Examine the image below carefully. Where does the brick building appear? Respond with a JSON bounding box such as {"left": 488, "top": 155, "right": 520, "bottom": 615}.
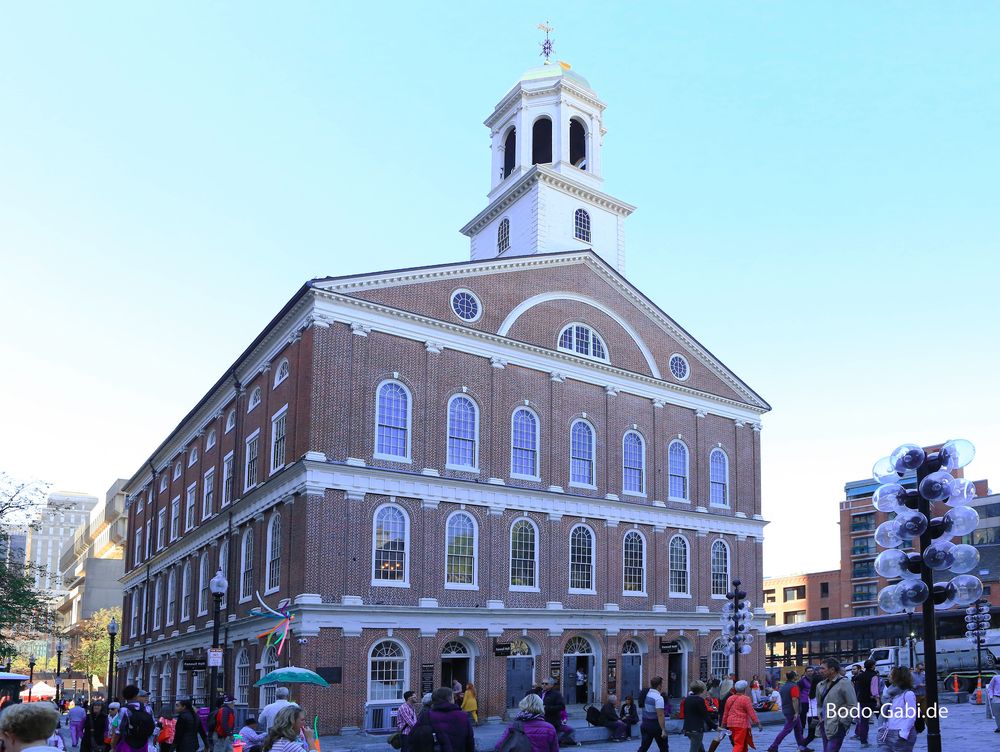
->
{"left": 116, "top": 59, "right": 770, "bottom": 732}
{"left": 763, "top": 571, "right": 844, "bottom": 627}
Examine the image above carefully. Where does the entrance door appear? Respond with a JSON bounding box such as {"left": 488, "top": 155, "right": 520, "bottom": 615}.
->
{"left": 507, "top": 657, "right": 534, "bottom": 708}
{"left": 564, "top": 655, "right": 595, "bottom": 704}
{"left": 620, "top": 654, "right": 641, "bottom": 702}
{"left": 441, "top": 640, "right": 472, "bottom": 695}
{"left": 667, "top": 654, "right": 683, "bottom": 699}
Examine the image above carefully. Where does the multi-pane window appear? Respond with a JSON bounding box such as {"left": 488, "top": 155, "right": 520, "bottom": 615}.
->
{"left": 166, "top": 570, "right": 176, "bottom": 626}
{"left": 185, "top": 485, "right": 196, "bottom": 531}
{"left": 188, "top": 447, "right": 199, "bottom": 467}
{"left": 170, "top": 498, "right": 180, "bottom": 540}
{"left": 574, "top": 208, "right": 591, "bottom": 242}
{"left": 198, "top": 553, "right": 209, "bottom": 615}
{"left": 153, "top": 578, "right": 163, "bottom": 629}
{"left": 173, "top": 463, "right": 182, "bottom": 480}
{"left": 240, "top": 529, "right": 254, "bottom": 600}
{"left": 235, "top": 650, "right": 250, "bottom": 705}
{"left": 181, "top": 561, "right": 192, "bottom": 621}
{"left": 274, "top": 359, "right": 289, "bottom": 388}
{"left": 669, "top": 536, "right": 690, "bottom": 595}
{"left": 497, "top": 218, "right": 510, "bottom": 254}
{"left": 711, "top": 639, "right": 730, "bottom": 679}
{"left": 711, "top": 540, "right": 729, "bottom": 596}
{"left": 130, "top": 590, "right": 139, "bottom": 637}
{"left": 852, "top": 536, "right": 876, "bottom": 556}
{"left": 266, "top": 514, "right": 281, "bottom": 592}
{"left": 134, "top": 530, "right": 143, "bottom": 566}
{"left": 445, "top": 512, "right": 476, "bottom": 586}
{"left": 784, "top": 585, "right": 806, "bottom": 601}
{"left": 510, "top": 519, "right": 537, "bottom": 588}
{"left": 271, "top": 409, "right": 287, "bottom": 472}
{"left": 668, "top": 441, "right": 689, "bottom": 499}
{"left": 225, "top": 410, "right": 236, "bottom": 433}
{"left": 222, "top": 453, "right": 234, "bottom": 506}
{"left": 450, "top": 291, "right": 480, "bottom": 322}
{"left": 376, "top": 381, "right": 410, "bottom": 459}
{"left": 248, "top": 387, "right": 262, "bottom": 412}
{"left": 569, "top": 525, "right": 595, "bottom": 591}
{"left": 709, "top": 449, "right": 729, "bottom": 506}
{"left": 140, "top": 584, "right": 148, "bottom": 633}
{"left": 218, "top": 539, "right": 229, "bottom": 608}
{"left": 245, "top": 432, "right": 259, "bottom": 490}
{"left": 145, "top": 520, "right": 152, "bottom": 559}
{"left": 373, "top": 506, "right": 407, "bottom": 583}
{"left": 511, "top": 408, "right": 539, "bottom": 478}
{"left": 558, "top": 324, "right": 607, "bottom": 361}
{"left": 851, "top": 513, "right": 876, "bottom": 533}
{"left": 368, "top": 641, "right": 406, "bottom": 702}
{"left": 259, "top": 646, "right": 279, "bottom": 707}
{"left": 446, "top": 396, "right": 478, "bottom": 468}
{"left": 206, "top": 430, "right": 216, "bottom": 451}
{"left": 160, "top": 475, "right": 167, "bottom": 492}
{"left": 202, "top": 469, "right": 215, "bottom": 519}
{"left": 622, "top": 531, "right": 645, "bottom": 593}
{"left": 622, "top": 431, "right": 644, "bottom": 494}
{"left": 161, "top": 660, "right": 173, "bottom": 708}
{"left": 570, "top": 420, "right": 595, "bottom": 485}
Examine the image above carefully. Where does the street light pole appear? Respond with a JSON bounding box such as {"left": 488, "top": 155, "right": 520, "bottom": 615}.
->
{"left": 966, "top": 599, "right": 991, "bottom": 703}
{"left": 28, "top": 654, "right": 36, "bottom": 701}
{"left": 107, "top": 618, "right": 119, "bottom": 701}
{"left": 720, "top": 578, "right": 752, "bottom": 681}
{"left": 55, "top": 638, "right": 64, "bottom": 706}
{"left": 209, "top": 569, "right": 229, "bottom": 706}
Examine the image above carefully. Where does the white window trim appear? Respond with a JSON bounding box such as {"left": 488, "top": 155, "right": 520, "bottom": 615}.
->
{"left": 509, "top": 407, "right": 541, "bottom": 481}
{"left": 180, "top": 562, "right": 191, "bottom": 622}
{"left": 557, "top": 322, "right": 610, "bottom": 363}
{"left": 225, "top": 410, "right": 236, "bottom": 433}
{"left": 244, "top": 429, "right": 261, "bottom": 492}
{"left": 159, "top": 475, "right": 167, "bottom": 492}
{"left": 710, "top": 538, "right": 731, "bottom": 600}
{"left": 450, "top": 288, "right": 483, "bottom": 323}
{"left": 152, "top": 578, "right": 162, "bottom": 629}
{"left": 188, "top": 447, "right": 199, "bottom": 467}
{"left": 184, "top": 483, "right": 197, "bottom": 532}
{"left": 709, "top": 448, "right": 731, "bottom": 508}
{"left": 366, "top": 639, "right": 411, "bottom": 703}
{"left": 667, "top": 439, "right": 690, "bottom": 502}
{"left": 221, "top": 451, "right": 235, "bottom": 507}
{"left": 621, "top": 430, "right": 647, "bottom": 498}
{"left": 668, "top": 353, "right": 691, "bottom": 382}
{"left": 202, "top": 467, "right": 215, "bottom": 519}
{"left": 165, "top": 570, "right": 176, "bottom": 627}
{"left": 370, "top": 503, "right": 411, "bottom": 588}
{"left": 170, "top": 496, "right": 181, "bottom": 542}
{"left": 157, "top": 509, "right": 166, "bottom": 550}
{"left": 668, "top": 534, "right": 692, "bottom": 598}
{"left": 239, "top": 529, "right": 254, "bottom": 604}
{"left": 443, "top": 510, "right": 479, "bottom": 590}
{"left": 197, "top": 553, "right": 209, "bottom": 616}
{"left": 621, "top": 529, "right": 647, "bottom": 597}
{"left": 247, "top": 386, "right": 262, "bottom": 413}
{"left": 508, "top": 517, "right": 540, "bottom": 593}
{"left": 269, "top": 404, "right": 289, "bottom": 475}
{"left": 173, "top": 462, "right": 182, "bottom": 480}
{"left": 273, "top": 358, "right": 290, "bottom": 389}
{"left": 568, "top": 418, "right": 597, "bottom": 490}
{"left": 264, "top": 512, "right": 281, "bottom": 596}
{"left": 206, "top": 430, "right": 217, "bottom": 451}
{"left": 445, "top": 394, "right": 480, "bottom": 472}
{"left": 373, "top": 379, "right": 413, "bottom": 463}
{"left": 568, "top": 523, "right": 597, "bottom": 595}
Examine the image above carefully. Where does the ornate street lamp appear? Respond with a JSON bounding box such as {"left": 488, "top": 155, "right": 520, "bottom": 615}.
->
{"left": 209, "top": 569, "right": 228, "bottom": 704}
{"left": 107, "top": 617, "right": 119, "bottom": 700}
{"left": 871, "top": 439, "right": 983, "bottom": 752}
{"left": 27, "top": 654, "right": 36, "bottom": 701}
{"left": 719, "top": 578, "right": 754, "bottom": 680}
{"left": 55, "top": 638, "right": 64, "bottom": 706}
{"left": 965, "top": 600, "right": 991, "bottom": 703}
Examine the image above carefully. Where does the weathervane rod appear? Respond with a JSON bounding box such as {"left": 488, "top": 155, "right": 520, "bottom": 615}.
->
{"left": 537, "top": 21, "right": 554, "bottom": 62}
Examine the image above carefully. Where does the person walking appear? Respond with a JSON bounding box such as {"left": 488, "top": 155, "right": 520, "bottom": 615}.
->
{"left": 815, "top": 659, "right": 857, "bottom": 752}
{"left": 427, "top": 687, "right": 474, "bottom": 752}
{"left": 209, "top": 697, "right": 237, "bottom": 752}
{"left": 766, "top": 671, "right": 806, "bottom": 752}
{"left": 494, "top": 694, "right": 558, "bottom": 752}
{"left": 539, "top": 679, "right": 565, "bottom": 736}
{"left": 636, "top": 676, "right": 668, "bottom": 752}
{"left": 460, "top": 684, "right": 478, "bottom": 725}
{"left": 396, "top": 691, "right": 420, "bottom": 752}
{"left": 257, "top": 689, "right": 293, "bottom": 734}
{"left": 618, "top": 696, "right": 639, "bottom": 740}
{"left": 111, "top": 686, "right": 155, "bottom": 752}
{"left": 908, "top": 664, "right": 925, "bottom": 734}
{"left": 172, "top": 701, "right": 208, "bottom": 752}
{"left": 875, "top": 668, "right": 917, "bottom": 752}
{"left": 721, "top": 681, "right": 762, "bottom": 752}
{"left": 597, "top": 695, "right": 626, "bottom": 742}
{"left": 80, "top": 701, "right": 108, "bottom": 752}
{"left": 155, "top": 712, "right": 176, "bottom": 752}
{"left": 987, "top": 672, "right": 1000, "bottom": 733}
{"left": 261, "top": 707, "right": 314, "bottom": 752}
{"left": 68, "top": 703, "right": 87, "bottom": 748}
{"left": 681, "top": 681, "right": 716, "bottom": 752}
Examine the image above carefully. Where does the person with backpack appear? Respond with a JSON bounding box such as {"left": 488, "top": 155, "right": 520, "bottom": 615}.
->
{"left": 636, "top": 676, "right": 668, "bottom": 752}
{"left": 210, "top": 697, "right": 237, "bottom": 752}
{"left": 815, "top": 659, "right": 857, "bottom": 752}
{"left": 494, "top": 693, "right": 557, "bottom": 752}
{"left": 111, "top": 686, "right": 155, "bottom": 752}
{"left": 172, "top": 701, "right": 208, "bottom": 752}
{"left": 427, "top": 687, "right": 474, "bottom": 752}
{"left": 875, "top": 667, "right": 917, "bottom": 752}
{"left": 765, "top": 671, "right": 805, "bottom": 752}
{"left": 80, "top": 700, "right": 108, "bottom": 752}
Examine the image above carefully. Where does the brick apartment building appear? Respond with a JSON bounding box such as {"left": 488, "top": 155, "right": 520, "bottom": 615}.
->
{"left": 763, "top": 570, "right": 843, "bottom": 627}
{"left": 116, "top": 59, "right": 771, "bottom": 732}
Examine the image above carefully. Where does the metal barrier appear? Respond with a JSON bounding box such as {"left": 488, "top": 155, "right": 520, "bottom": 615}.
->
{"left": 363, "top": 703, "right": 398, "bottom": 732}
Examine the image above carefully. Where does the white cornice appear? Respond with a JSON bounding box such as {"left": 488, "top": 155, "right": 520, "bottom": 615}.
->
{"left": 485, "top": 78, "right": 606, "bottom": 129}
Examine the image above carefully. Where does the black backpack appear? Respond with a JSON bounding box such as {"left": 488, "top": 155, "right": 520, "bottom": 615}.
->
{"left": 408, "top": 710, "right": 435, "bottom": 752}
{"left": 123, "top": 705, "right": 156, "bottom": 747}
{"left": 585, "top": 706, "right": 603, "bottom": 727}
{"left": 497, "top": 721, "right": 533, "bottom": 752}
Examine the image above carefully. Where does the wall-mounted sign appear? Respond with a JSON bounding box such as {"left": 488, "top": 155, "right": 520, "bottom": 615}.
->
{"left": 659, "top": 640, "right": 681, "bottom": 654}
{"left": 494, "top": 642, "right": 513, "bottom": 657}
{"left": 207, "top": 648, "right": 223, "bottom": 668}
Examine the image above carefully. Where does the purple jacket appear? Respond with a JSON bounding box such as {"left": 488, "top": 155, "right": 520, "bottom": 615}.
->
{"left": 495, "top": 714, "right": 558, "bottom": 752}
{"left": 428, "top": 703, "right": 474, "bottom": 752}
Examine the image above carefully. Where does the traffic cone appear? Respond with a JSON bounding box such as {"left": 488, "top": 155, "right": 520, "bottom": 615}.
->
{"left": 953, "top": 675, "right": 959, "bottom": 693}
{"left": 976, "top": 677, "right": 983, "bottom": 705}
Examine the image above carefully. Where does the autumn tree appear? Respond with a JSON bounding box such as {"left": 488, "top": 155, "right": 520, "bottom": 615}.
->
{"left": 70, "top": 607, "right": 122, "bottom": 692}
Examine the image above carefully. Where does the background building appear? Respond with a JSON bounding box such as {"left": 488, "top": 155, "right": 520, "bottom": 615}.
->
{"left": 116, "top": 58, "right": 770, "bottom": 732}
{"left": 763, "top": 570, "right": 843, "bottom": 627}
{"left": 26, "top": 491, "right": 98, "bottom": 617}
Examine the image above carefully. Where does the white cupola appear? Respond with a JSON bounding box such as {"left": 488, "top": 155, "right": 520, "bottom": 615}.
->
{"left": 460, "top": 59, "right": 635, "bottom": 273}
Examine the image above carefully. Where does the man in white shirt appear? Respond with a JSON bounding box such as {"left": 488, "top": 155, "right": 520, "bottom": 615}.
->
{"left": 257, "top": 687, "right": 293, "bottom": 732}
{"left": 987, "top": 673, "right": 1000, "bottom": 732}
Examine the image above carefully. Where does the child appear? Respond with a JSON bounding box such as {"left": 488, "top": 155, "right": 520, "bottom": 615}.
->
{"left": 156, "top": 714, "right": 176, "bottom": 752}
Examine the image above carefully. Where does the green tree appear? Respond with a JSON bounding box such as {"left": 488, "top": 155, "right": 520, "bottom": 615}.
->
{"left": 70, "top": 607, "right": 122, "bottom": 692}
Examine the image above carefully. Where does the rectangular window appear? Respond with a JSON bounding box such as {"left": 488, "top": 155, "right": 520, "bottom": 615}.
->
{"left": 133, "top": 530, "right": 142, "bottom": 566}
{"left": 185, "top": 484, "right": 196, "bottom": 532}
{"left": 783, "top": 585, "right": 806, "bottom": 601}
{"left": 203, "top": 468, "right": 215, "bottom": 519}
{"left": 852, "top": 535, "right": 876, "bottom": 556}
{"left": 853, "top": 583, "right": 878, "bottom": 602}
{"left": 270, "top": 407, "right": 287, "bottom": 473}
{"left": 170, "top": 497, "right": 180, "bottom": 541}
{"left": 820, "top": 582, "right": 830, "bottom": 598}
{"left": 764, "top": 589, "right": 776, "bottom": 604}
{"left": 784, "top": 610, "right": 807, "bottom": 624}
{"left": 222, "top": 452, "right": 234, "bottom": 506}
{"left": 853, "top": 559, "right": 876, "bottom": 579}
{"left": 820, "top": 607, "right": 830, "bottom": 620}
{"left": 145, "top": 520, "right": 152, "bottom": 559}
{"left": 851, "top": 512, "right": 876, "bottom": 533}
{"left": 245, "top": 432, "right": 259, "bottom": 491}
{"left": 854, "top": 606, "right": 878, "bottom": 617}
{"left": 157, "top": 509, "right": 166, "bottom": 549}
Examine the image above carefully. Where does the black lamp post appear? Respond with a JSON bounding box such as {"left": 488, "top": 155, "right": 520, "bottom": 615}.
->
{"left": 209, "top": 569, "right": 228, "bottom": 704}
{"left": 55, "top": 638, "right": 64, "bottom": 706}
{"left": 719, "top": 578, "right": 753, "bottom": 680}
{"left": 106, "top": 617, "right": 118, "bottom": 700}
{"left": 27, "top": 654, "right": 36, "bottom": 701}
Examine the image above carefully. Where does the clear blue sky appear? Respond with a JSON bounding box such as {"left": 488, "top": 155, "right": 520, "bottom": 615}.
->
{"left": 1, "top": 3, "right": 997, "bottom": 578}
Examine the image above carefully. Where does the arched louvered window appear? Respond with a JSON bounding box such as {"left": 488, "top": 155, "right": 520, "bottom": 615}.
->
{"left": 166, "top": 570, "right": 177, "bottom": 626}
{"left": 235, "top": 649, "right": 250, "bottom": 705}
{"left": 497, "top": 218, "right": 510, "bottom": 254}
{"left": 180, "top": 561, "right": 192, "bottom": 621}
{"left": 197, "top": 552, "right": 209, "bottom": 615}
{"left": 240, "top": 529, "right": 254, "bottom": 600}
{"left": 259, "top": 646, "right": 279, "bottom": 707}
{"left": 266, "top": 513, "right": 281, "bottom": 592}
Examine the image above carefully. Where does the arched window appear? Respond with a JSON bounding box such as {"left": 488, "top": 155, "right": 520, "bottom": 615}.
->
{"left": 668, "top": 440, "right": 689, "bottom": 500}
{"left": 166, "top": 569, "right": 177, "bottom": 626}
{"left": 574, "top": 209, "right": 591, "bottom": 243}
{"left": 248, "top": 387, "right": 262, "bottom": 412}
{"left": 198, "top": 552, "right": 209, "bottom": 615}
{"left": 235, "top": 649, "right": 250, "bottom": 705}
{"left": 558, "top": 324, "right": 607, "bottom": 361}
{"left": 511, "top": 408, "right": 539, "bottom": 479}
{"left": 176, "top": 665, "right": 188, "bottom": 705}
{"left": 669, "top": 535, "right": 690, "bottom": 596}
{"left": 532, "top": 117, "right": 552, "bottom": 164}
{"left": 160, "top": 660, "right": 173, "bottom": 708}
{"left": 710, "top": 449, "right": 729, "bottom": 506}
{"left": 218, "top": 539, "right": 229, "bottom": 608}
{"left": 510, "top": 518, "right": 538, "bottom": 589}
{"left": 369, "top": 640, "right": 407, "bottom": 702}
{"left": 445, "top": 512, "right": 477, "bottom": 587}
{"left": 373, "top": 505, "right": 409, "bottom": 584}
{"left": 188, "top": 446, "right": 199, "bottom": 467}
{"left": 259, "top": 646, "right": 279, "bottom": 707}
{"left": 266, "top": 513, "right": 281, "bottom": 592}
{"left": 140, "top": 583, "right": 148, "bottom": 633}
{"left": 497, "top": 218, "right": 510, "bottom": 254}
{"left": 153, "top": 577, "right": 163, "bottom": 629}
{"left": 570, "top": 419, "right": 596, "bottom": 486}
{"left": 622, "top": 431, "right": 645, "bottom": 495}
{"left": 569, "top": 118, "right": 587, "bottom": 169}
{"left": 225, "top": 410, "right": 236, "bottom": 433}
{"left": 711, "top": 639, "right": 731, "bottom": 680}
{"left": 569, "top": 524, "right": 595, "bottom": 592}
{"left": 564, "top": 636, "right": 593, "bottom": 655}
{"left": 502, "top": 127, "right": 516, "bottom": 179}
{"left": 180, "top": 561, "right": 192, "bottom": 621}
{"left": 240, "top": 529, "right": 254, "bottom": 601}
{"left": 375, "top": 381, "right": 411, "bottom": 460}
{"left": 446, "top": 396, "right": 479, "bottom": 469}
{"left": 148, "top": 662, "right": 159, "bottom": 705}
{"left": 622, "top": 530, "right": 645, "bottom": 594}
{"left": 274, "top": 359, "right": 290, "bottom": 389}
{"left": 206, "top": 429, "right": 217, "bottom": 451}
{"left": 129, "top": 590, "right": 139, "bottom": 637}
{"left": 126, "top": 666, "right": 136, "bottom": 687}
{"left": 711, "top": 540, "right": 730, "bottom": 597}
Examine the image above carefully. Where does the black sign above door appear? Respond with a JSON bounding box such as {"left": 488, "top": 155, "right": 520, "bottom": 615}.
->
{"left": 659, "top": 639, "right": 682, "bottom": 654}
{"left": 494, "top": 642, "right": 513, "bottom": 657}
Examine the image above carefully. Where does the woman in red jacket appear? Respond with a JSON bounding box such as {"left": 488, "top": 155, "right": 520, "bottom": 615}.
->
{"left": 721, "top": 681, "right": 763, "bottom": 752}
